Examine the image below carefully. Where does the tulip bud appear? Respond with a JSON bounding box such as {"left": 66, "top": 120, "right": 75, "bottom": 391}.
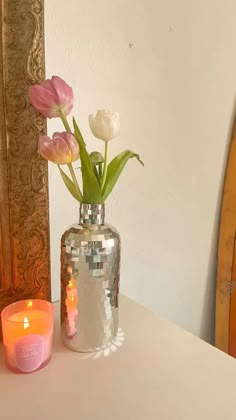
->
{"left": 29, "top": 76, "right": 74, "bottom": 119}
{"left": 89, "top": 151, "right": 104, "bottom": 164}
{"left": 38, "top": 132, "right": 79, "bottom": 164}
{"left": 89, "top": 110, "right": 120, "bottom": 142}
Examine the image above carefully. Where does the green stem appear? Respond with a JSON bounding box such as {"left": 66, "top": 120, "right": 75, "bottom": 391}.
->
{"left": 60, "top": 110, "right": 71, "bottom": 133}
{"left": 101, "top": 142, "right": 108, "bottom": 192}
{"left": 67, "top": 163, "right": 83, "bottom": 201}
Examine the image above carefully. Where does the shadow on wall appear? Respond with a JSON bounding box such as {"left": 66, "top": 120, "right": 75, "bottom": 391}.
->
{"left": 200, "top": 98, "right": 236, "bottom": 344}
{"left": 200, "top": 219, "right": 218, "bottom": 344}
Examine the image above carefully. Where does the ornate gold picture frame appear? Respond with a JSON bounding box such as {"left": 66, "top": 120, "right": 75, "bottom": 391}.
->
{"left": 0, "top": 0, "right": 51, "bottom": 329}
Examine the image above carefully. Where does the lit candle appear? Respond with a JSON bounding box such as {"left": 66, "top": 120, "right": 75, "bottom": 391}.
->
{"left": 1, "top": 299, "right": 54, "bottom": 373}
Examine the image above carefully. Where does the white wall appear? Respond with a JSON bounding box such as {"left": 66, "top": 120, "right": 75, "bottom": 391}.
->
{"left": 45, "top": 0, "right": 236, "bottom": 343}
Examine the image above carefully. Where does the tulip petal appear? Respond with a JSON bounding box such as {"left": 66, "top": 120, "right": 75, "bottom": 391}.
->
{"left": 51, "top": 76, "right": 74, "bottom": 115}
{"left": 29, "top": 76, "right": 74, "bottom": 118}
{"left": 38, "top": 132, "right": 79, "bottom": 164}
{"left": 89, "top": 110, "right": 120, "bottom": 141}
{"left": 88, "top": 115, "right": 99, "bottom": 139}
{"left": 29, "top": 85, "right": 61, "bottom": 118}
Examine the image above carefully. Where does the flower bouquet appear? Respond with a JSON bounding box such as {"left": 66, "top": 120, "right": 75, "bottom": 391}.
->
{"left": 29, "top": 76, "right": 143, "bottom": 352}
{"left": 29, "top": 76, "right": 143, "bottom": 204}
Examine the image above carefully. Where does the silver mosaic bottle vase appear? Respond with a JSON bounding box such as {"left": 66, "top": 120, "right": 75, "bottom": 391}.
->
{"left": 60, "top": 203, "right": 120, "bottom": 352}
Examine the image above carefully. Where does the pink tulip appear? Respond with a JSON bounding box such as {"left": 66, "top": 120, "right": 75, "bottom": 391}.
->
{"left": 29, "top": 76, "right": 74, "bottom": 118}
{"left": 38, "top": 132, "right": 80, "bottom": 164}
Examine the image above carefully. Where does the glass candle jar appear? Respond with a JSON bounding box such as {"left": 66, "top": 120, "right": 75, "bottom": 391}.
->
{"left": 1, "top": 299, "right": 54, "bottom": 373}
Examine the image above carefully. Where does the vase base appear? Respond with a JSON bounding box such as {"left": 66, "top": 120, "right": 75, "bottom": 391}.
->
{"left": 61, "top": 326, "right": 118, "bottom": 353}
{"left": 62, "top": 341, "right": 115, "bottom": 353}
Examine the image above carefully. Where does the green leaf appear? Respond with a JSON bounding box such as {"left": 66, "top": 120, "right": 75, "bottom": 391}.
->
{"left": 102, "top": 150, "right": 144, "bottom": 202}
{"left": 58, "top": 165, "right": 81, "bottom": 202}
{"left": 73, "top": 118, "right": 102, "bottom": 203}
{"left": 73, "top": 119, "right": 86, "bottom": 146}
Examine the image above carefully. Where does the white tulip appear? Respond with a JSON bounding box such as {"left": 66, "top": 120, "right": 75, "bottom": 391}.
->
{"left": 89, "top": 110, "right": 120, "bottom": 142}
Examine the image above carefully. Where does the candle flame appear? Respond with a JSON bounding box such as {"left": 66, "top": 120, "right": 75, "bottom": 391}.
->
{"left": 68, "top": 280, "right": 73, "bottom": 289}
{"left": 24, "top": 316, "right": 30, "bottom": 330}
{"left": 71, "top": 294, "right": 75, "bottom": 302}
{"left": 27, "top": 301, "right": 33, "bottom": 308}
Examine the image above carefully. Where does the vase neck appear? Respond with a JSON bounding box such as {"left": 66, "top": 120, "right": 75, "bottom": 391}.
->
{"left": 79, "top": 203, "right": 105, "bottom": 226}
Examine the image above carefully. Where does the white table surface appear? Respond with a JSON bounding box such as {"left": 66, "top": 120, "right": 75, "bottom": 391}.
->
{"left": 0, "top": 295, "right": 236, "bottom": 420}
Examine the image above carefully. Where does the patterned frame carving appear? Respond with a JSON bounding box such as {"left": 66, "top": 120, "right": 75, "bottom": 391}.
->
{"left": 0, "top": 0, "right": 51, "bottom": 326}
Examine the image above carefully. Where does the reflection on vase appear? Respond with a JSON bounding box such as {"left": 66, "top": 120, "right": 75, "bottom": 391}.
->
{"left": 65, "top": 271, "right": 78, "bottom": 339}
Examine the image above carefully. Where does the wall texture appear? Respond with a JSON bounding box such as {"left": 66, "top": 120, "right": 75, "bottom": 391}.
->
{"left": 45, "top": 0, "right": 236, "bottom": 342}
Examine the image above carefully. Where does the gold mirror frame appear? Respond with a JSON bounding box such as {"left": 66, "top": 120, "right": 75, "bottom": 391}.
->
{"left": 0, "top": 0, "right": 51, "bottom": 326}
